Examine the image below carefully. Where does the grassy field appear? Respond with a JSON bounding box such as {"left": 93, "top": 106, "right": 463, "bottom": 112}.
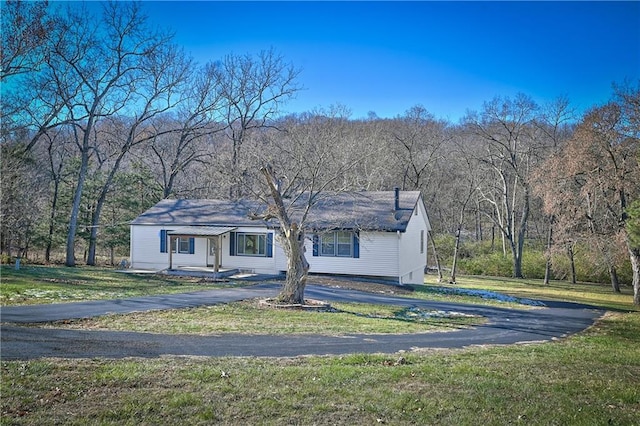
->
{"left": 42, "top": 300, "right": 484, "bottom": 335}
{"left": 2, "top": 312, "right": 639, "bottom": 425}
{"left": 1, "top": 266, "right": 639, "bottom": 424}
{"left": 0, "top": 265, "right": 243, "bottom": 305}
{"left": 421, "top": 275, "right": 639, "bottom": 312}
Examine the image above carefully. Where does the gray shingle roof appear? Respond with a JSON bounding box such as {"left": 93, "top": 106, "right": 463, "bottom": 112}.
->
{"left": 167, "top": 226, "right": 237, "bottom": 236}
{"left": 131, "top": 191, "right": 423, "bottom": 232}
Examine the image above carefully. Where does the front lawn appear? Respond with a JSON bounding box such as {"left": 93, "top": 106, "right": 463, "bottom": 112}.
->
{"left": 420, "top": 275, "right": 638, "bottom": 312}
{"left": 2, "top": 311, "right": 639, "bottom": 425}
{"left": 0, "top": 265, "right": 246, "bottom": 306}
{"left": 40, "top": 300, "right": 484, "bottom": 335}
{"left": 2, "top": 266, "right": 639, "bottom": 424}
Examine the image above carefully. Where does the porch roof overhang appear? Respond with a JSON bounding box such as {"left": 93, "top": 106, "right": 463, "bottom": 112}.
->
{"left": 167, "top": 226, "right": 237, "bottom": 237}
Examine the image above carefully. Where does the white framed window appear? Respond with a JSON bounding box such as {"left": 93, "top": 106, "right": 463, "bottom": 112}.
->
{"left": 320, "top": 233, "right": 335, "bottom": 256}
{"left": 171, "top": 237, "right": 192, "bottom": 254}
{"left": 178, "top": 238, "right": 190, "bottom": 254}
{"left": 237, "top": 233, "right": 267, "bottom": 256}
{"left": 319, "top": 231, "right": 353, "bottom": 257}
{"left": 169, "top": 236, "right": 194, "bottom": 254}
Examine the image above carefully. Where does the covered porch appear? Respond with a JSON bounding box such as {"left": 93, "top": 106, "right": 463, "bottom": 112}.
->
{"left": 164, "top": 266, "right": 240, "bottom": 279}
{"left": 167, "top": 226, "right": 236, "bottom": 272}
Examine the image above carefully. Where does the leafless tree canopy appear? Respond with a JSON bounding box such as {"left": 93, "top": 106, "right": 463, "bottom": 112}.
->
{"left": 1, "top": 2, "right": 638, "bottom": 304}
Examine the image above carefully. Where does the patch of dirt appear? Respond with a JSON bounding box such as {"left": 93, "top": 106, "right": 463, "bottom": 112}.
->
{"left": 306, "top": 275, "right": 415, "bottom": 295}
{"left": 258, "top": 298, "right": 333, "bottom": 311}
{"left": 38, "top": 278, "right": 88, "bottom": 285}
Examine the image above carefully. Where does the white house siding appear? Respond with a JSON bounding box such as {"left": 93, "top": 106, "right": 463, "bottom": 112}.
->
{"left": 130, "top": 225, "right": 210, "bottom": 270}
{"left": 221, "top": 226, "right": 278, "bottom": 274}
{"left": 129, "top": 225, "right": 173, "bottom": 270}
{"left": 130, "top": 198, "right": 430, "bottom": 284}
{"left": 302, "top": 231, "right": 400, "bottom": 279}
{"left": 274, "top": 234, "right": 288, "bottom": 272}
{"left": 172, "top": 237, "right": 208, "bottom": 268}
{"left": 130, "top": 225, "right": 279, "bottom": 273}
{"left": 398, "top": 202, "right": 431, "bottom": 285}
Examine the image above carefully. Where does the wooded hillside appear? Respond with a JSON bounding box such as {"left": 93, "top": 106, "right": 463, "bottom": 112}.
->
{"left": 2, "top": 1, "right": 638, "bottom": 303}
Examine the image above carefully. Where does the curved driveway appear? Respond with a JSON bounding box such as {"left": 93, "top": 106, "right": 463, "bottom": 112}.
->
{"left": 0, "top": 283, "right": 605, "bottom": 359}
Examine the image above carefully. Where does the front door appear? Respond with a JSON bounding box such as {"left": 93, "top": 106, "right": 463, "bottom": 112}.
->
{"left": 207, "top": 238, "right": 217, "bottom": 268}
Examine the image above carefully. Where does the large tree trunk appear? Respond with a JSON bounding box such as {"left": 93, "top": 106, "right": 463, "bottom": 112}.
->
{"left": 65, "top": 146, "right": 90, "bottom": 267}
{"left": 543, "top": 222, "right": 553, "bottom": 285}
{"left": 629, "top": 245, "right": 640, "bottom": 306}
{"left": 567, "top": 244, "right": 577, "bottom": 284}
{"left": 450, "top": 226, "right": 462, "bottom": 284}
{"left": 429, "top": 231, "right": 443, "bottom": 283}
{"left": 257, "top": 165, "right": 310, "bottom": 304}
{"left": 86, "top": 196, "right": 107, "bottom": 266}
{"left": 510, "top": 238, "right": 524, "bottom": 279}
{"left": 277, "top": 225, "right": 310, "bottom": 304}
{"left": 45, "top": 178, "right": 60, "bottom": 263}
{"left": 512, "top": 188, "right": 529, "bottom": 279}
{"left": 87, "top": 152, "right": 127, "bottom": 266}
{"left": 609, "top": 265, "right": 621, "bottom": 293}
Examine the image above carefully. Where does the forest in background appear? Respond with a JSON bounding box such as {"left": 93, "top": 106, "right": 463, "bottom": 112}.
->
{"left": 2, "top": 1, "right": 639, "bottom": 302}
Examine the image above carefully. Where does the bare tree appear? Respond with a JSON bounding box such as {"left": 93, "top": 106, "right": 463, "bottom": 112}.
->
{"left": 40, "top": 127, "right": 76, "bottom": 262}
{"left": 448, "top": 139, "right": 481, "bottom": 284}
{"left": 329, "top": 110, "right": 394, "bottom": 191}
{"left": 0, "top": 143, "right": 47, "bottom": 258}
{"left": 85, "top": 40, "right": 191, "bottom": 265}
{"left": 0, "top": 0, "right": 68, "bottom": 152}
{"left": 533, "top": 145, "right": 586, "bottom": 284}
{"left": 533, "top": 96, "right": 576, "bottom": 284}
{"left": 0, "top": 0, "right": 53, "bottom": 80}
{"left": 535, "top": 83, "right": 640, "bottom": 302}
{"left": 464, "top": 94, "right": 541, "bottom": 278}
{"left": 387, "top": 105, "right": 448, "bottom": 192}
{"left": 247, "top": 111, "right": 375, "bottom": 304}
{"left": 215, "top": 48, "right": 302, "bottom": 198}
{"left": 145, "top": 60, "right": 226, "bottom": 198}
{"left": 22, "top": 1, "right": 176, "bottom": 266}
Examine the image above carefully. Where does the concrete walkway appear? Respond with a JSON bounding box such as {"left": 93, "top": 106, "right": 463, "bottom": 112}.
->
{"left": 0, "top": 284, "right": 605, "bottom": 359}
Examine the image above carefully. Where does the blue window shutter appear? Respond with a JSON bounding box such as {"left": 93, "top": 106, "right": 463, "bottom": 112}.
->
{"left": 312, "top": 234, "right": 319, "bottom": 256}
{"left": 266, "top": 233, "right": 273, "bottom": 257}
{"left": 353, "top": 231, "right": 360, "bottom": 258}
{"left": 160, "top": 230, "right": 167, "bottom": 253}
{"left": 229, "top": 232, "right": 236, "bottom": 256}
{"left": 189, "top": 237, "right": 195, "bottom": 254}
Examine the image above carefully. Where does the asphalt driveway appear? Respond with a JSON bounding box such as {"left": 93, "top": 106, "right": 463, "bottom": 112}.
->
{"left": 0, "top": 283, "right": 605, "bottom": 359}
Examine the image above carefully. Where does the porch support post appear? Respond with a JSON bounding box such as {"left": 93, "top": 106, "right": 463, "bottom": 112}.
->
{"left": 169, "top": 236, "right": 174, "bottom": 270}
{"left": 215, "top": 234, "right": 221, "bottom": 272}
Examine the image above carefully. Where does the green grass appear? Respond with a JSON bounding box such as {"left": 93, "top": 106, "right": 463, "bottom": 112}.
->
{"left": 2, "top": 266, "right": 639, "bottom": 424}
{"left": 2, "top": 311, "right": 639, "bottom": 425}
{"left": 422, "top": 275, "right": 639, "bottom": 312}
{"left": 45, "top": 300, "right": 483, "bottom": 335}
{"left": 0, "top": 265, "right": 248, "bottom": 305}
{"left": 6, "top": 265, "right": 630, "bottom": 311}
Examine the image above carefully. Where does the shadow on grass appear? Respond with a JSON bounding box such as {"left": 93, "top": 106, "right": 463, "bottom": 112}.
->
{"left": 328, "top": 304, "right": 483, "bottom": 330}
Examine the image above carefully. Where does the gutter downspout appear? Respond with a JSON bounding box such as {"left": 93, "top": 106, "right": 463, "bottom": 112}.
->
{"left": 397, "top": 230, "right": 402, "bottom": 284}
{"left": 395, "top": 188, "right": 401, "bottom": 284}
{"left": 169, "top": 235, "right": 174, "bottom": 270}
{"left": 394, "top": 187, "right": 400, "bottom": 211}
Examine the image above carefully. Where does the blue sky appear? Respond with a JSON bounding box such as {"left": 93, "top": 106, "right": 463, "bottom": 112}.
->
{"left": 140, "top": 1, "right": 638, "bottom": 121}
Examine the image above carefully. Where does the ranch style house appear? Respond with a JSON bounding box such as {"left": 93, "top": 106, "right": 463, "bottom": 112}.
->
{"left": 129, "top": 189, "right": 430, "bottom": 285}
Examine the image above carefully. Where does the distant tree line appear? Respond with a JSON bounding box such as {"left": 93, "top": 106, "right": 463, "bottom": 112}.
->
{"left": 1, "top": 1, "right": 638, "bottom": 304}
